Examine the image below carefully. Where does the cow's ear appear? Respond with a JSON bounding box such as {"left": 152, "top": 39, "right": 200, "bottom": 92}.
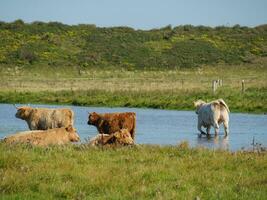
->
{"left": 212, "top": 101, "right": 220, "bottom": 107}
{"left": 66, "top": 125, "right": 73, "bottom": 132}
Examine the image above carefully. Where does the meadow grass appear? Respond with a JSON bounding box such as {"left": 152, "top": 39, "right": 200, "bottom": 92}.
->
{"left": 0, "top": 143, "right": 266, "bottom": 200}
{"left": 1, "top": 65, "right": 267, "bottom": 92}
{"left": 0, "top": 65, "right": 267, "bottom": 113}
{"left": 0, "top": 87, "right": 266, "bottom": 113}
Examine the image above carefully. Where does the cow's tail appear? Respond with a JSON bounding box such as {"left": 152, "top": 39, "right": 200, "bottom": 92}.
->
{"left": 218, "top": 99, "right": 230, "bottom": 113}
{"left": 70, "top": 110, "right": 74, "bottom": 126}
{"left": 131, "top": 113, "right": 136, "bottom": 140}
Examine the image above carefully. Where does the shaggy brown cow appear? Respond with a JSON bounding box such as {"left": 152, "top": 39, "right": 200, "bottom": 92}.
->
{"left": 15, "top": 106, "right": 74, "bottom": 130}
{"left": 3, "top": 125, "right": 80, "bottom": 146}
{"left": 88, "top": 112, "right": 136, "bottom": 140}
{"left": 88, "top": 129, "right": 134, "bottom": 146}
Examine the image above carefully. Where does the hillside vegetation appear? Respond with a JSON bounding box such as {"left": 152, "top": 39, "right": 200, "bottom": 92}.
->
{"left": 1, "top": 20, "right": 267, "bottom": 113}
{"left": 1, "top": 20, "right": 267, "bottom": 69}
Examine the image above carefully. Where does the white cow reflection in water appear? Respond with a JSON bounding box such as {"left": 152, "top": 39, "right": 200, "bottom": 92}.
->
{"left": 196, "top": 135, "right": 229, "bottom": 150}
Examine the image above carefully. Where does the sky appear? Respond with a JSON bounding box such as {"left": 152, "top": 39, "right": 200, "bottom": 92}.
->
{"left": 0, "top": 0, "right": 266, "bottom": 29}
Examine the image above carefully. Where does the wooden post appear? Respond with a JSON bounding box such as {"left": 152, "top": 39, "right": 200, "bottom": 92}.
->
{"left": 212, "top": 80, "right": 217, "bottom": 94}
{"left": 242, "top": 80, "right": 245, "bottom": 93}
{"left": 219, "top": 79, "right": 223, "bottom": 86}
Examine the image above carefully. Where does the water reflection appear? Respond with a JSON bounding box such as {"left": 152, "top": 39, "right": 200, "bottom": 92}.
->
{"left": 196, "top": 134, "right": 229, "bottom": 150}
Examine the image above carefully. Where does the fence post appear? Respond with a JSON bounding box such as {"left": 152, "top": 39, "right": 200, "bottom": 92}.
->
{"left": 219, "top": 79, "right": 223, "bottom": 86}
{"left": 212, "top": 80, "right": 217, "bottom": 94}
{"left": 242, "top": 80, "right": 245, "bottom": 93}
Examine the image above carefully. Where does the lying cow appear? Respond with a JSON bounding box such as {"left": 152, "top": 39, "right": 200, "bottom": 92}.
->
{"left": 15, "top": 106, "right": 74, "bottom": 130}
{"left": 3, "top": 125, "right": 80, "bottom": 146}
{"left": 89, "top": 129, "right": 134, "bottom": 146}
{"left": 194, "top": 99, "right": 230, "bottom": 137}
{"left": 88, "top": 112, "right": 136, "bottom": 140}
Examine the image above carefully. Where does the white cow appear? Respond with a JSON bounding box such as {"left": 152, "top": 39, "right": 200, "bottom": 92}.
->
{"left": 194, "top": 99, "right": 230, "bottom": 137}
{"left": 15, "top": 106, "right": 74, "bottom": 130}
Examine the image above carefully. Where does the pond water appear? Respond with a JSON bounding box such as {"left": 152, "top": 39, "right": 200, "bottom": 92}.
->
{"left": 0, "top": 103, "right": 266, "bottom": 151}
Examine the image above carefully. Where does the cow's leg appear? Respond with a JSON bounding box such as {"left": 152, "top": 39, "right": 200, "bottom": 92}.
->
{"left": 223, "top": 121, "right": 229, "bottom": 137}
{"left": 206, "top": 125, "right": 211, "bottom": 136}
{"left": 29, "top": 121, "right": 37, "bottom": 130}
{"left": 213, "top": 122, "right": 219, "bottom": 136}
{"left": 102, "top": 134, "right": 114, "bottom": 145}
{"left": 130, "top": 129, "right": 135, "bottom": 140}
{"left": 198, "top": 122, "right": 206, "bottom": 135}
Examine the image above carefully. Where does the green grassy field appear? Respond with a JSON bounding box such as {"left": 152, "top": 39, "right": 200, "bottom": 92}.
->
{"left": 0, "top": 143, "right": 266, "bottom": 200}
{"left": 1, "top": 65, "right": 267, "bottom": 113}
{"left": 1, "top": 87, "right": 267, "bottom": 113}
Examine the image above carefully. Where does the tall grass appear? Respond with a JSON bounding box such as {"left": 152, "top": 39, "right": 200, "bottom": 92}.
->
{"left": 1, "top": 65, "right": 267, "bottom": 113}
{"left": 1, "top": 65, "right": 266, "bottom": 92}
{"left": 0, "top": 143, "right": 266, "bottom": 199}
{"left": 0, "top": 87, "right": 266, "bottom": 113}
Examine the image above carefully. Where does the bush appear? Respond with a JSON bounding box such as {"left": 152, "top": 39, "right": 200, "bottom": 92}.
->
{"left": 18, "top": 46, "right": 37, "bottom": 64}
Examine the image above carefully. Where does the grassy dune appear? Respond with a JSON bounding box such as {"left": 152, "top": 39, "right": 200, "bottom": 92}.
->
{"left": 0, "top": 143, "right": 266, "bottom": 199}
{"left": 1, "top": 21, "right": 267, "bottom": 69}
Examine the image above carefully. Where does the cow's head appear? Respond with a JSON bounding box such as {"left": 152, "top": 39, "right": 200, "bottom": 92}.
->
{"left": 114, "top": 129, "right": 134, "bottom": 145}
{"left": 193, "top": 100, "right": 206, "bottom": 114}
{"left": 15, "top": 106, "right": 32, "bottom": 120}
{"left": 88, "top": 112, "right": 100, "bottom": 125}
{"left": 66, "top": 125, "right": 80, "bottom": 142}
